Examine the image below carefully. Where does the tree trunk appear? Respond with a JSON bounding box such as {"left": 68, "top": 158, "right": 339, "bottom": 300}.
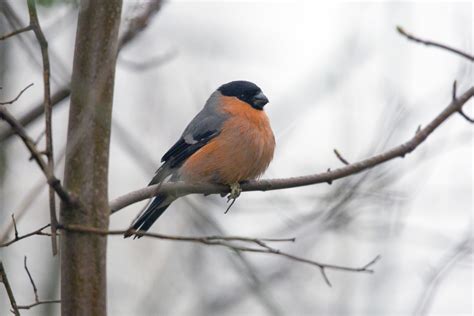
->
{"left": 60, "top": 1, "right": 122, "bottom": 315}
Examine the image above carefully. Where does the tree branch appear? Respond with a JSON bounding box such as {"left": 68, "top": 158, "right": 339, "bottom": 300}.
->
{"left": 0, "top": 223, "right": 51, "bottom": 248}
{"left": 0, "top": 102, "right": 75, "bottom": 206}
{"left": 17, "top": 300, "right": 61, "bottom": 310}
{"left": 397, "top": 26, "right": 474, "bottom": 62}
{"left": 109, "top": 86, "right": 474, "bottom": 213}
{"left": 0, "top": 262, "right": 20, "bottom": 316}
{"left": 333, "top": 148, "right": 350, "bottom": 165}
{"left": 0, "top": 25, "right": 32, "bottom": 41}
{"left": 23, "top": 256, "right": 39, "bottom": 302}
{"left": 26, "top": 0, "right": 58, "bottom": 255}
{"left": 0, "top": 83, "right": 34, "bottom": 105}
{"left": 58, "top": 224, "right": 379, "bottom": 286}
{"left": 0, "top": 0, "right": 59, "bottom": 254}
{"left": 0, "top": 88, "right": 70, "bottom": 142}
{"left": 17, "top": 256, "right": 61, "bottom": 311}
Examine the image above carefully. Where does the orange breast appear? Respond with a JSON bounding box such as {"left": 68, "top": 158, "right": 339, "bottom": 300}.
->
{"left": 180, "top": 97, "right": 275, "bottom": 184}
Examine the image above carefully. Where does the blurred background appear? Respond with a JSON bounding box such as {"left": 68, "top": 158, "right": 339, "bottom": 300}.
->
{"left": 0, "top": 1, "right": 472, "bottom": 315}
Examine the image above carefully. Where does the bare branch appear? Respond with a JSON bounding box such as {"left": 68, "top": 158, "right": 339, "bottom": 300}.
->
{"left": 0, "top": 104, "right": 75, "bottom": 205}
{"left": 25, "top": 0, "right": 58, "bottom": 255}
{"left": 0, "top": 0, "right": 59, "bottom": 254}
{"left": 58, "top": 224, "right": 378, "bottom": 286}
{"left": 110, "top": 86, "right": 474, "bottom": 213}
{"left": 458, "top": 110, "right": 474, "bottom": 123}
{"left": 23, "top": 257, "right": 39, "bottom": 302}
{"left": 17, "top": 300, "right": 61, "bottom": 310}
{"left": 17, "top": 256, "right": 61, "bottom": 311}
{"left": 0, "top": 224, "right": 51, "bottom": 248}
{"left": 452, "top": 80, "right": 457, "bottom": 101}
{"left": 0, "top": 88, "right": 70, "bottom": 142}
{"left": 0, "top": 25, "right": 32, "bottom": 41}
{"left": 0, "top": 83, "right": 34, "bottom": 105}
{"left": 333, "top": 148, "right": 350, "bottom": 165}
{"left": 0, "top": 262, "right": 20, "bottom": 316}
{"left": 397, "top": 26, "right": 474, "bottom": 61}
{"left": 11, "top": 214, "right": 19, "bottom": 240}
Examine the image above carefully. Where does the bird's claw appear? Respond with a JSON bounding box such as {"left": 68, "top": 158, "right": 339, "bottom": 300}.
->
{"left": 225, "top": 183, "right": 241, "bottom": 214}
{"left": 228, "top": 183, "right": 241, "bottom": 201}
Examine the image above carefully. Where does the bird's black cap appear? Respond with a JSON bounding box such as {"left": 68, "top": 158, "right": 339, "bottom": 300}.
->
{"left": 218, "top": 80, "right": 269, "bottom": 110}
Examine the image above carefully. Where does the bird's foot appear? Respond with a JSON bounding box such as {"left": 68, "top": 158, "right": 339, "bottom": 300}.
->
{"left": 228, "top": 182, "right": 241, "bottom": 200}
{"left": 225, "top": 183, "right": 241, "bottom": 214}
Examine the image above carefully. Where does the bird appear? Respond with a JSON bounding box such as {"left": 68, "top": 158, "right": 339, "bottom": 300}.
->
{"left": 125, "top": 80, "right": 275, "bottom": 237}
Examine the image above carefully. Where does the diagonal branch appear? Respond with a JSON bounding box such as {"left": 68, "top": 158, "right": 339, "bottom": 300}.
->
{"left": 0, "top": 88, "right": 70, "bottom": 142}
{"left": 397, "top": 26, "right": 474, "bottom": 62}
{"left": 0, "top": 262, "right": 20, "bottom": 316}
{"left": 0, "top": 103, "right": 75, "bottom": 205}
{"left": 109, "top": 86, "right": 474, "bottom": 213}
{"left": 0, "top": 25, "right": 32, "bottom": 41}
{"left": 0, "top": 83, "right": 34, "bottom": 105}
{"left": 58, "top": 224, "right": 379, "bottom": 286}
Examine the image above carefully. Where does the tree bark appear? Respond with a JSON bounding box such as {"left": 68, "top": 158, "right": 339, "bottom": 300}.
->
{"left": 60, "top": 1, "right": 122, "bottom": 315}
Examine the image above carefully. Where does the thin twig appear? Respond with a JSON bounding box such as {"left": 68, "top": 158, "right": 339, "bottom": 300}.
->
{"left": 23, "top": 257, "right": 39, "bottom": 302}
{"left": 0, "top": 103, "right": 74, "bottom": 205}
{"left": 11, "top": 214, "right": 19, "bottom": 240}
{"left": 0, "top": 88, "right": 70, "bottom": 142}
{"left": 109, "top": 86, "right": 474, "bottom": 213}
{"left": 61, "top": 224, "right": 295, "bottom": 244}
{"left": 17, "top": 256, "right": 61, "bottom": 310}
{"left": 333, "top": 148, "right": 350, "bottom": 165}
{"left": 458, "top": 110, "right": 474, "bottom": 123}
{"left": 0, "top": 262, "right": 20, "bottom": 316}
{"left": 58, "top": 224, "right": 379, "bottom": 286}
{"left": 452, "top": 80, "right": 457, "bottom": 101}
{"left": 0, "top": 83, "right": 34, "bottom": 105}
{"left": 225, "top": 197, "right": 237, "bottom": 214}
{"left": 26, "top": 0, "right": 58, "bottom": 256}
{"left": 397, "top": 26, "right": 474, "bottom": 62}
{"left": 0, "top": 146, "right": 67, "bottom": 244}
{"left": 0, "top": 223, "right": 51, "bottom": 248}
{"left": 17, "top": 300, "right": 61, "bottom": 310}
{"left": 0, "top": 25, "right": 32, "bottom": 41}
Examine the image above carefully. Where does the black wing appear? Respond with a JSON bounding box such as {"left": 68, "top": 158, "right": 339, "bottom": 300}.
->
{"left": 162, "top": 129, "right": 220, "bottom": 168}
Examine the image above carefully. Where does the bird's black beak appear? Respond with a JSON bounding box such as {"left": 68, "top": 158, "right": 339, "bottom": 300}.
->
{"left": 252, "top": 91, "right": 269, "bottom": 110}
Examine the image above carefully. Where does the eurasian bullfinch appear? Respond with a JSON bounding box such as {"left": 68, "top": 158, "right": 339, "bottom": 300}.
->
{"left": 125, "top": 80, "right": 275, "bottom": 237}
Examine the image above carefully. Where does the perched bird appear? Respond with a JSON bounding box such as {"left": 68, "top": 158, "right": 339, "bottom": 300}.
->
{"left": 125, "top": 80, "right": 275, "bottom": 237}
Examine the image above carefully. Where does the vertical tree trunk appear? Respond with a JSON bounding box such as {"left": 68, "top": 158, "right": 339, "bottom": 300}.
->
{"left": 60, "top": 1, "right": 122, "bottom": 315}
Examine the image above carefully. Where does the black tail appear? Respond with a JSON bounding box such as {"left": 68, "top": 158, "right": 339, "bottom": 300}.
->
{"left": 124, "top": 194, "right": 171, "bottom": 238}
